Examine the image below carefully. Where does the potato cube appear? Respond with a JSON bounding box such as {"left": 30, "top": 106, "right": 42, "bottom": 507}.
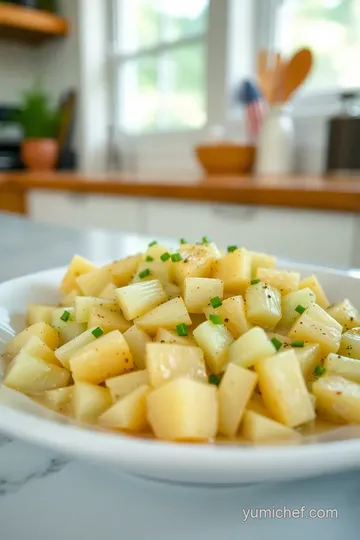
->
{"left": 70, "top": 330, "right": 134, "bottom": 384}
{"left": 338, "top": 328, "right": 360, "bottom": 358}
{"left": 72, "top": 382, "right": 112, "bottom": 423}
{"left": 324, "top": 352, "right": 360, "bottom": 384}
{"left": 218, "top": 364, "right": 258, "bottom": 437}
{"left": 76, "top": 267, "right": 113, "bottom": 297}
{"left": 193, "top": 321, "right": 234, "bottom": 374}
{"left": 4, "top": 351, "right": 70, "bottom": 395}
{"left": 256, "top": 349, "right": 315, "bottom": 427}
{"left": 135, "top": 297, "right": 191, "bottom": 335}
{"left": 147, "top": 378, "right": 218, "bottom": 441}
{"left": 55, "top": 327, "right": 99, "bottom": 369}
{"left": 88, "top": 306, "right": 131, "bottom": 334}
{"left": 116, "top": 279, "right": 167, "bottom": 321}
{"left": 256, "top": 268, "right": 300, "bottom": 295}
{"left": 5, "top": 322, "right": 59, "bottom": 359}
{"left": 204, "top": 296, "right": 252, "bottom": 339}
{"left": 228, "top": 327, "right": 276, "bottom": 368}
{"left": 250, "top": 251, "right": 276, "bottom": 277}
{"left": 163, "top": 282, "right": 181, "bottom": 300}
{"left": 145, "top": 244, "right": 172, "bottom": 261}
{"left": 60, "top": 255, "right": 97, "bottom": 295}
{"left": 123, "top": 325, "right": 152, "bottom": 369}
{"left": 294, "top": 343, "right": 321, "bottom": 380}
{"left": 107, "top": 254, "right": 143, "bottom": 287}
{"left": 155, "top": 328, "right": 196, "bottom": 347}
{"left": 278, "top": 288, "right": 316, "bottom": 331}
{"left": 245, "top": 282, "right": 282, "bottom": 329}
{"left": 146, "top": 343, "right": 207, "bottom": 388}
{"left": 184, "top": 277, "right": 224, "bottom": 314}
{"left": 299, "top": 275, "right": 330, "bottom": 309}
{"left": 21, "top": 335, "right": 61, "bottom": 367}
{"left": 105, "top": 370, "right": 149, "bottom": 401}
{"left": 288, "top": 303, "right": 342, "bottom": 356}
{"left": 246, "top": 393, "right": 271, "bottom": 417}
{"left": 27, "top": 304, "right": 55, "bottom": 326}
{"left": 100, "top": 385, "right": 150, "bottom": 432}
{"left": 327, "top": 299, "right": 360, "bottom": 332}
{"left": 132, "top": 261, "right": 171, "bottom": 286}
{"left": 242, "top": 410, "right": 301, "bottom": 444}
{"left": 52, "top": 307, "right": 86, "bottom": 345}
{"left": 42, "top": 386, "right": 74, "bottom": 414}
{"left": 61, "top": 289, "right": 78, "bottom": 307}
{"left": 75, "top": 296, "right": 119, "bottom": 324}
{"left": 172, "top": 245, "right": 216, "bottom": 286}
{"left": 213, "top": 249, "right": 251, "bottom": 294}
{"left": 99, "top": 283, "right": 117, "bottom": 301}
{"left": 312, "top": 374, "right": 360, "bottom": 423}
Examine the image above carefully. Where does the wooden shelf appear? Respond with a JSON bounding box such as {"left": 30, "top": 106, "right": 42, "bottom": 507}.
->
{"left": 0, "top": 3, "right": 69, "bottom": 44}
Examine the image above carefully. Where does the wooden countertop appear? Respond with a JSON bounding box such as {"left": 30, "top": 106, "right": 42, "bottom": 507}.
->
{"left": 1, "top": 171, "right": 360, "bottom": 214}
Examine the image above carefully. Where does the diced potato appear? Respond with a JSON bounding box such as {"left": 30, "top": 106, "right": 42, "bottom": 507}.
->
{"left": 72, "top": 382, "right": 112, "bottom": 423}
{"left": 338, "top": 328, "right": 360, "bottom": 358}
{"left": 325, "top": 352, "right": 360, "bottom": 384}
{"left": 116, "top": 279, "right": 167, "bottom": 321}
{"left": 76, "top": 267, "right": 113, "bottom": 297}
{"left": 288, "top": 303, "right": 342, "bottom": 356}
{"left": 245, "top": 282, "right": 282, "bottom": 329}
{"left": 4, "top": 351, "right": 70, "bottom": 395}
{"left": 189, "top": 313, "right": 207, "bottom": 331}
{"left": 278, "top": 288, "right": 316, "bottom": 331}
{"left": 171, "top": 244, "right": 216, "bottom": 286}
{"left": 26, "top": 304, "right": 55, "bottom": 326}
{"left": 55, "top": 327, "right": 99, "bottom": 369}
{"left": 218, "top": 364, "right": 258, "bottom": 437}
{"left": 132, "top": 261, "right": 171, "bottom": 286}
{"left": 327, "top": 299, "right": 360, "bottom": 332}
{"left": 60, "top": 255, "right": 97, "bottom": 295}
{"left": 106, "top": 370, "right": 149, "bottom": 401}
{"left": 313, "top": 374, "right": 360, "bottom": 423}
{"left": 213, "top": 248, "right": 251, "bottom": 294}
{"left": 52, "top": 307, "right": 86, "bottom": 345}
{"left": 299, "top": 275, "right": 330, "bottom": 309}
{"left": 70, "top": 330, "right": 134, "bottom": 384}
{"left": 250, "top": 251, "right": 276, "bottom": 277}
{"left": 145, "top": 244, "right": 171, "bottom": 261}
{"left": 42, "top": 386, "right": 74, "bottom": 414}
{"left": 5, "top": 322, "right": 59, "bottom": 359}
{"left": 294, "top": 343, "right": 321, "bottom": 380}
{"left": 75, "top": 296, "right": 119, "bottom": 324}
{"left": 256, "top": 268, "right": 300, "bottom": 295}
{"left": 146, "top": 343, "right": 207, "bottom": 388}
{"left": 123, "top": 325, "right": 152, "bottom": 369}
{"left": 107, "top": 254, "right": 143, "bottom": 288}
{"left": 147, "top": 378, "right": 218, "bottom": 441}
{"left": 247, "top": 393, "right": 271, "bottom": 417}
{"left": 88, "top": 306, "right": 131, "bottom": 334}
{"left": 242, "top": 410, "right": 301, "bottom": 443}
{"left": 228, "top": 327, "right": 276, "bottom": 368}
{"left": 61, "top": 289, "right": 78, "bottom": 307}
{"left": 163, "top": 282, "right": 181, "bottom": 300}
{"left": 135, "top": 297, "right": 191, "bottom": 336}
{"left": 255, "top": 349, "right": 315, "bottom": 427}
{"left": 21, "top": 335, "right": 61, "bottom": 367}
{"left": 99, "top": 283, "right": 117, "bottom": 301}
{"left": 100, "top": 385, "right": 150, "bottom": 432}
{"left": 266, "top": 332, "right": 291, "bottom": 346}
{"left": 193, "top": 321, "right": 234, "bottom": 374}
{"left": 183, "top": 277, "right": 224, "bottom": 314}
{"left": 155, "top": 327, "right": 196, "bottom": 347}
{"left": 204, "top": 296, "right": 252, "bottom": 339}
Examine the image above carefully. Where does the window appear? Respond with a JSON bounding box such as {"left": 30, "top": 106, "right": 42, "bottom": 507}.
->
{"left": 111, "top": 0, "right": 209, "bottom": 134}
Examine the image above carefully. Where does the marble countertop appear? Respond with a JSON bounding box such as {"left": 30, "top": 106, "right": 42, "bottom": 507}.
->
{"left": 0, "top": 212, "right": 359, "bottom": 540}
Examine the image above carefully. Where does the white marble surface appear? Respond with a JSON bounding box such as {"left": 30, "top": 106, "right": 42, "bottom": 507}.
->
{"left": 0, "top": 212, "right": 359, "bottom": 539}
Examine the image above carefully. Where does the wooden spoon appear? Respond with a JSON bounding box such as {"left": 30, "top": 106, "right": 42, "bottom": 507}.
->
{"left": 282, "top": 48, "right": 313, "bottom": 102}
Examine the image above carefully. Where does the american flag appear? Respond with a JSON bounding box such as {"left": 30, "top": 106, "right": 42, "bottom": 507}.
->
{"left": 238, "top": 80, "right": 266, "bottom": 141}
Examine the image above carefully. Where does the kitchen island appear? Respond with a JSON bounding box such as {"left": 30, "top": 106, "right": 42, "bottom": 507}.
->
{"left": 0, "top": 212, "right": 358, "bottom": 540}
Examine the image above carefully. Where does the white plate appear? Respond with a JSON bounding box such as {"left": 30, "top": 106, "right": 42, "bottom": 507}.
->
{"left": 1, "top": 265, "right": 360, "bottom": 486}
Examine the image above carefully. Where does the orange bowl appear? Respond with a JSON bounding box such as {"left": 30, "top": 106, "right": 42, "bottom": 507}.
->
{"left": 195, "top": 144, "right": 256, "bottom": 175}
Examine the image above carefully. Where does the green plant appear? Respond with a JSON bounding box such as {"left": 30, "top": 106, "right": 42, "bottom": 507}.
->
{"left": 15, "top": 88, "right": 61, "bottom": 139}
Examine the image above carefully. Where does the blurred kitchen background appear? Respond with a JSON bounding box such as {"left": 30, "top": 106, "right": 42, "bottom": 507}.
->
{"left": 1, "top": 0, "right": 360, "bottom": 269}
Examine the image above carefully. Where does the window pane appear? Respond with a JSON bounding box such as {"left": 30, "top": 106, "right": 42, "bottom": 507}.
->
{"left": 162, "top": 0, "right": 208, "bottom": 41}
{"left": 278, "top": 0, "right": 360, "bottom": 91}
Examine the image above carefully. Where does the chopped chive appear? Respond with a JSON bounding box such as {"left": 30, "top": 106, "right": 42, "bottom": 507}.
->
{"left": 176, "top": 323, "right": 188, "bottom": 337}
{"left": 291, "top": 340, "right": 305, "bottom": 348}
{"left": 60, "top": 310, "right": 71, "bottom": 322}
{"left": 210, "top": 296, "right": 223, "bottom": 309}
{"left": 149, "top": 241, "right": 157, "bottom": 247}
{"left": 180, "top": 238, "right": 187, "bottom": 245}
{"left": 227, "top": 245, "right": 238, "bottom": 253}
{"left": 160, "top": 252, "right": 171, "bottom": 262}
{"left": 295, "top": 304, "right": 306, "bottom": 315}
{"left": 139, "top": 268, "right": 150, "bottom": 279}
{"left": 271, "top": 337, "right": 283, "bottom": 351}
{"left": 209, "top": 374, "right": 221, "bottom": 386}
{"left": 314, "top": 365, "right": 326, "bottom": 377}
{"left": 92, "top": 327, "right": 104, "bottom": 338}
{"left": 145, "top": 256, "right": 154, "bottom": 262}
{"left": 202, "top": 236, "right": 211, "bottom": 244}
{"left": 251, "top": 279, "right": 261, "bottom": 285}
{"left": 171, "top": 253, "right": 183, "bottom": 262}
{"left": 209, "top": 314, "right": 223, "bottom": 325}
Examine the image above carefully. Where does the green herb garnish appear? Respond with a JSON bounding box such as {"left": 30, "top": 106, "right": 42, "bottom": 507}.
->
{"left": 227, "top": 245, "right": 238, "bottom": 253}
{"left": 145, "top": 256, "right": 154, "bottom": 262}
{"left": 148, "top": 241, "right": 157, "bottom": 247}
{"left": 60, "top": 310, "right": 71, "bottom": 322}
{"left": 139, "top": 268, "right": 150, "bottom": 279}
{"left": 209, "top": 374, "right": 221, "bottom": 386}
{"left": 160, "top": 252, "right": 171, "bottom": 262}
{"left": 176, "top": 323, "right": 188, "bottom": 337}
{"left": 314, "top": 365, "right": 326, "bottom": 377}
{"left": 209, "top": 314, "right": 223, "bottom": 325}
{"left": 291, "top": 340, "right": 305, "bottom": 348}
{"left": 92, "top": 327, "right": 104, "bottom": 338}
{"left": 271, "top": 337, "right": 283, "bottom": 351}
{"left": 180, "top": 238, "right": 187, "bottom": 245}
{"left": 251, "top": 279, "right": 261, "bottom": 285}
{"left": 171, "top": 253, "right": 183, "bottom": 262}
{"left": 202, "top": 236, "right": 211, "bottom": 244}
{"left": 295, "top": 304, "right": 306, "bottom": 315}
{"left": 210, "top": 296, "right": 223, "bottom": 309}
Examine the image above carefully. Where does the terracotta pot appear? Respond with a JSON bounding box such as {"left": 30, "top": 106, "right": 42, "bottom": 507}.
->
{"left": 21, "top": 139, "right": 59, "bottom": 171}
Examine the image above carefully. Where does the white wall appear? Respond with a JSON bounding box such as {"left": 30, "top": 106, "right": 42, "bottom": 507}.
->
{"left": 0, "top": 42, "right": 40, "bottom": 104}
